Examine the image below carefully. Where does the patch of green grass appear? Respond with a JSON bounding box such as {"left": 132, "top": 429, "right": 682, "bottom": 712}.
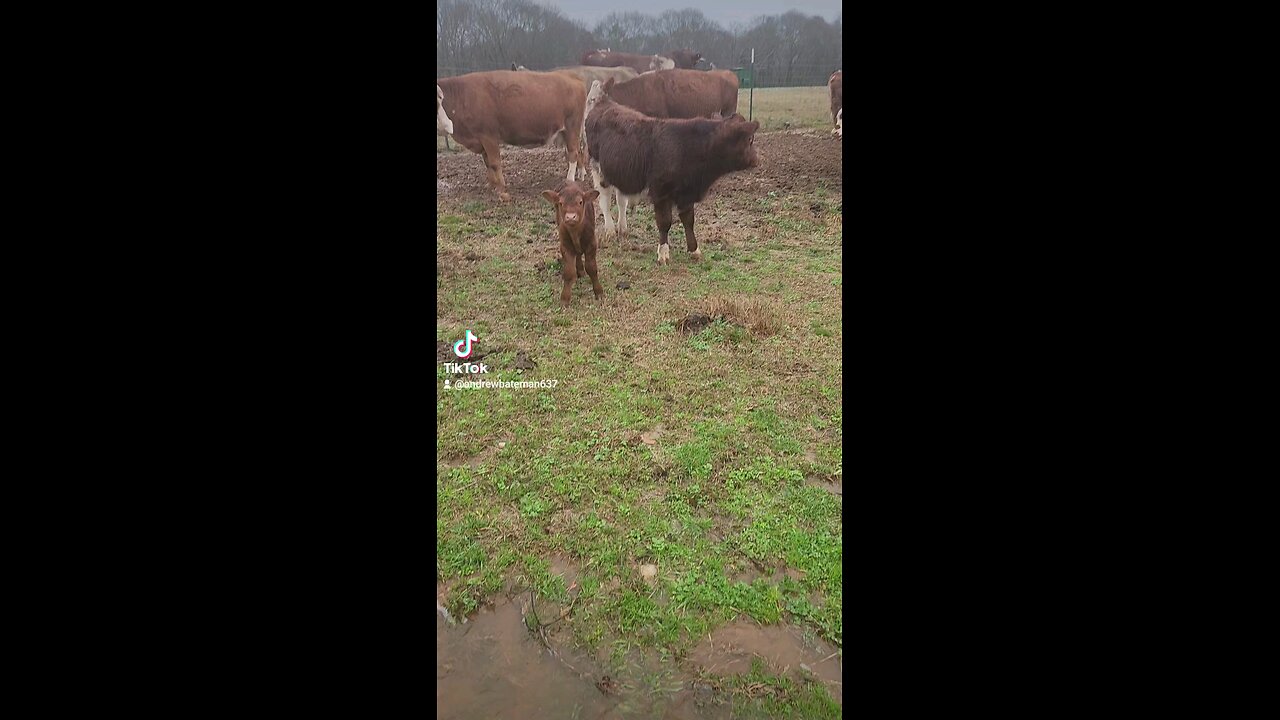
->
{"left": 735, "top": 87, "right": 834, "bottom": 132}
{"left": 436, "top": 128, "right": 842, "bottom": 710}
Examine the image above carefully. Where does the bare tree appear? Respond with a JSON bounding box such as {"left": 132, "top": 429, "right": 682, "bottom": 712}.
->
{"left": 437, "top": 2, "right": 842, "bottom": 84}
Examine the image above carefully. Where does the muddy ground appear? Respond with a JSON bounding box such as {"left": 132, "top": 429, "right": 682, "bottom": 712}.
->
{"left": 436, "top": 130, "right": 843, "bottom": 719}
{"left": 437, "top": 130, "right": 842, "bottom": 205}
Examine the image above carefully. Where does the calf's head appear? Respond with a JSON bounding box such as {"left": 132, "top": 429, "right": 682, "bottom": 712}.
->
{"left": 436, "top": 85, "right": 453, "bottom": 135}
{"left": 711, "top": 115, "right": 761, "bottom": 171}
{"left": 542, "top": 183, "right": 600, "bottom": 233}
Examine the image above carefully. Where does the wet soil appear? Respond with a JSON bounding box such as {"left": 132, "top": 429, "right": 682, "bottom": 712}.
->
{"left": 688, "top": 621, "right": 843, "bottom": 705}
{"left": 437, "top": 596, "right": 617, "bottom": 720}
{"left": 436, "top": 130, "right": 843, "bottom": 204}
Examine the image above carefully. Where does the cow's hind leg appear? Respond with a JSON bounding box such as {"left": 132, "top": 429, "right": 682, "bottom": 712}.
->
{"left": 480, "top": 138, "right": 510, "bottom": 202}
{"left": 592, "top": 161, "right": 615, "bottom": 246}
{"left": 616, "top": 193, "right": 629, "bottom": 242}
{"left": 654, "top": 199, "right": 673, "bottom": 265}
{"left": 564, "top": 122, "right": 583, "bottom": 182}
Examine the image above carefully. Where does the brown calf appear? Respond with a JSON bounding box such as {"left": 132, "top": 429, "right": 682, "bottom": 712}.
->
{"left": 542, "top": 182, "right": 603, "bottom": 308}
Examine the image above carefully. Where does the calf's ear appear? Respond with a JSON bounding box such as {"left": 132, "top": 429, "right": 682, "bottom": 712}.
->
{"left": 541, "top": 190, "right": 559, "bottom": 204}
{"left": 584, "top": 189, "right": 600, "bottom": 203}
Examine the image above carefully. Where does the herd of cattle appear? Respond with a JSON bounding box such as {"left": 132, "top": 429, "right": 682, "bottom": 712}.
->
{"left": 436, "top": 49, "right": 843, "bottom": 306}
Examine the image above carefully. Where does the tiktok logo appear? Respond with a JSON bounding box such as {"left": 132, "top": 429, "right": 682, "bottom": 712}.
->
{"left": 453, "top": 329, "right": 478, "bottom": 359}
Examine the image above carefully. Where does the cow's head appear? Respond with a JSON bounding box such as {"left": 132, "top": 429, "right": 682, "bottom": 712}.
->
{"left": 834, "top": 108, "right": 842, "bottom": 139}
{"left": 586, "top": 80, "right": 604, "bottom": 114}
{"left": 542, "top": 182, "right": 600, "bottom": 232}
{"left": 436, "top": 84, "right": 454, "bottom": 136}
{"left": 711, "top": 114, "right": 761, "bottom": 171}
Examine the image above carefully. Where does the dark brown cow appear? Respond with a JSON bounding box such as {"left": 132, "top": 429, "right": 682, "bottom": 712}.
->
{"left": 580, "top": 49, "right": 675, "bottom": 74}
{"left": 586, "top": 88, "right": 759, "bottom": 265}
{"left": 436, "top": 71, "right": 587, "bottom": 202}
{"left": 828, "top": 70, "right": 842, "bottom": 134}
{"left": 666, "top": 49, "right": 703, "bottom": 69}
{"left": 603, "top": 70, "right": 738, "bottom": 120}
{"left": 541, "top": 181, "right": 603, "bottom": 307}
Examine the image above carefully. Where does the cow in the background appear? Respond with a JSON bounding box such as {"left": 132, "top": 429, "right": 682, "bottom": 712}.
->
{"left": 666, "top": 49, "right": 703, "bottom": 69}
{"left": 581, "top": 49, "right": 674, "bottom": 75}
{"left": 436, "top": 85, "right": 454, "bottom": 136}
{"left": 542, "top": 181, "right": 604, "bottom": 307}
{"left": 586, "top": 86, "right": 759, "bottom": 264}
{"left": 510, "top": 62, "right": 527, "bottom": 71}
{"left": 828, "top": 70, "right": 842, "bottom": 132}
{"left": 550, "top": 65, "right": 639, "bottom": 91}
{"left": 436, "top": 70, "right": 587, "bottom": 202}
{"left": 603, "top": 70, "right": 738, "bottom": 120}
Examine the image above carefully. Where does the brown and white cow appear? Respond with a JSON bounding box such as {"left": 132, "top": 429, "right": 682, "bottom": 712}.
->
{"left": 586, "top": 86, "right": 759, "bottom": 265}
{"left": 436, "top": 71, "right": 587, "bottom": 202}
{"left": 581, "top": 49, "right": 674, "bottom": 75}
{"left": 665, "top": 49, "right": 703, "bottom": 69}
{"left": 604, "top": 70, "right": 739, "bottom": 120}
{"left": 828, "top": 70, "right": 842, "bottom": 134}
{"left": 542, "top": 181, "right": 603, "bottom": 307}
{"left": 436, "top": 85, "right": 454, "bottom": 136}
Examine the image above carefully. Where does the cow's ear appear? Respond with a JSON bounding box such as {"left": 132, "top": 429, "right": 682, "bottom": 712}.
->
{"left": 584, "top": 189, "right": 600, "bottom": 203}
{"left": 541, "top": 190, "right": 559, "bottom": 205}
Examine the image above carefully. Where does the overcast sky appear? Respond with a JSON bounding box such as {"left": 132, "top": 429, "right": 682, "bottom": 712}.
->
{"left": 538, "top": 1, "right": 841, "bottom": 29}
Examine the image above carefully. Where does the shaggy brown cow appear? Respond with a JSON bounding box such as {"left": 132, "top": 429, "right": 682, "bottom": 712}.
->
{"left": 586, "top": 88, "right": 759, "bottom": 265}
{"left": 829, "top": 70, "right": 842, "bottom": 133}
{"left": 603, "top": 70, "right": 738, "bottom": 120}
{"left": 581, "top": 49, "right": 674, "bottom": 74}
{"left": 436, "top": 71, "right": 587, "bottom": 202}
{"left": 666, "top": 49, "right": 703, "bottom": 69}
{"left": 542, "top": 182, "right": 603, "bottom": 307}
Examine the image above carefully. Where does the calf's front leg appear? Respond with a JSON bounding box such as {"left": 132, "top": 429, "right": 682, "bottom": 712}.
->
{"left": 654, "top": 199, "right": 673, "bottom": 265}
{"left": 678, "top": 205, "right": 700, "bottom": 260}
{"left": 585, "top": 248, "right": 604, "bottom": 302}
{"left": 560, "top": 246, "right": 579, "bottom": 308}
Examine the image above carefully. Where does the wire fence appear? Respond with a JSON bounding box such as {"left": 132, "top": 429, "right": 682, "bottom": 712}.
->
{"left": 436, "top": 63, "right": 839, "bottom": 88}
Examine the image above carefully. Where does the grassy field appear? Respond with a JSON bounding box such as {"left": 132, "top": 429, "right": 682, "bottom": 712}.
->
{"left": 734, "top": 86, "right": 833, "bottom": 132}
{"left": 437, "top": 85, "right": 832, "bottom": 151}
{"left": 437, "top": 128, "right": 842, "bottom": 718}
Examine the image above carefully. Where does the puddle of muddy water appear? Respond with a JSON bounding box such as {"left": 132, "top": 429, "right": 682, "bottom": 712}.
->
{"left": 688, "top": 621, "right": 843, "bottom": 705}
{"left": 437, "top": 596, "right": 619, "bottom": 720}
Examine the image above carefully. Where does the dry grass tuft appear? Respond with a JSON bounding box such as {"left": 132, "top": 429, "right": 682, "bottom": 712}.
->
{"left": 704, "top": 294, "right": 785, "bottom": 337}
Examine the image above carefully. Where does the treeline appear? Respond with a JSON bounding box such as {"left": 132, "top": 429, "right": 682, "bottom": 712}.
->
{"left": 437, "top": 0, "right": 842, "bottom": 87}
